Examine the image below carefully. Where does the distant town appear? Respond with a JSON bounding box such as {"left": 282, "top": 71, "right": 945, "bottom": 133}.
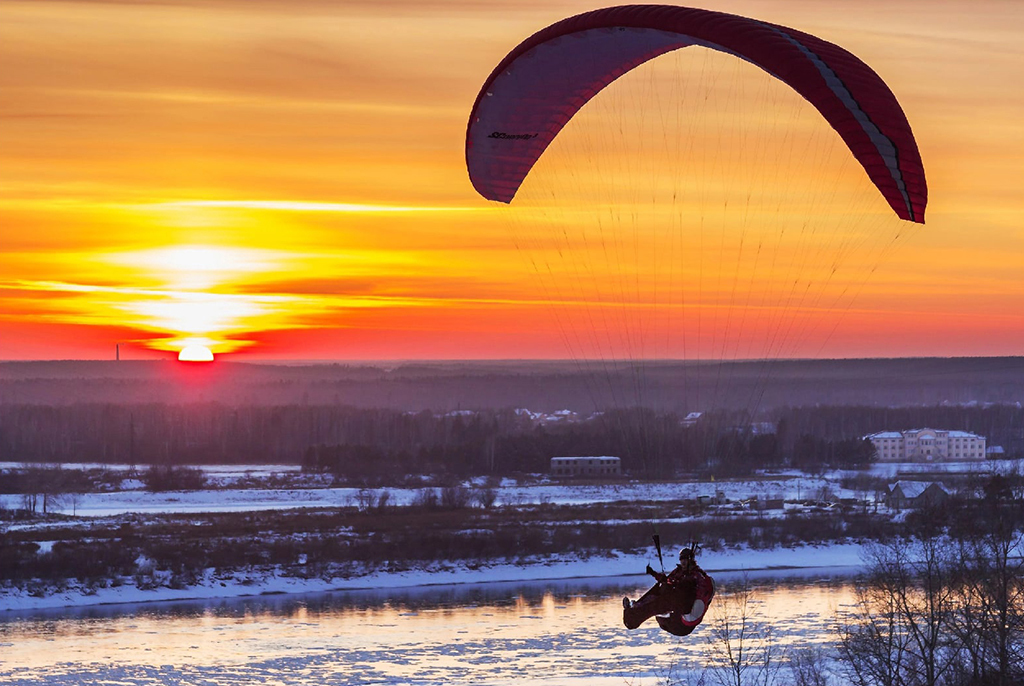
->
{"left": 3, "top": 359, "right": 1023, "bottom": 614}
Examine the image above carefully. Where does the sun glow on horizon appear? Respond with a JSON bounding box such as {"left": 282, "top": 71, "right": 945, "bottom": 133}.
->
{"left": 99, "top": 245, "right": 301, "bottom": 354}
{"left": 178, "top": 343, "right": 214, "bottom": 362}
{"left": 0, "top": 237, "right": 491, "bottom": 357}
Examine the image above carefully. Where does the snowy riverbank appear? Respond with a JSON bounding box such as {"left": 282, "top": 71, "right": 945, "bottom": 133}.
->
{"left": 0, "top": 543, "right": 865, "bottom": 614}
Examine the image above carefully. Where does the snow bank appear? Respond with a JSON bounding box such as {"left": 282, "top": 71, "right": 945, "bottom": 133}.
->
{"left": 0, "top": 543, "right": 865, "bottom": 613}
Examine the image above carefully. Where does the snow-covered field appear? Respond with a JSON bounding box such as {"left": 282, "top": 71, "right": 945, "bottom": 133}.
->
{"left": 5, "top": 458, "right": 1020, "bottom": 518}
{"left": 9, "top": 458, "right": 1024, "bottom": 518}
{"left": 3, "top": 459, "right": 1018, "bottom": 614}
{"left": 0, "top": 477, "right": 843, "bottom": 518}
{"left": 0, "top": 460, "right": 803, "bottom": 517}
{"left": 853, "top": 458, "right": 1022, "bottom": 477}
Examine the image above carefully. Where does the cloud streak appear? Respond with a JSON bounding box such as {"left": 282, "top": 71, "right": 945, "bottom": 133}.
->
{"left": 152, "top": 200, "right": 479, "bottom": 213}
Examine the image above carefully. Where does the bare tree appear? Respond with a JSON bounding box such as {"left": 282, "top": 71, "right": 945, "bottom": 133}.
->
{"left": 441, "top": 485, "right": 471, "bottom": 509}
{"left": 837, "top": 569, "right": 916, "bottom": 686}
{"left": 40, "top": 463, "right": 68, "bottom": 515}
{"left": 703, "top": 578, "right": 783, "bottom": 686}
{"left": 473, "top": 486, "right": 498, "bottom": 509}
{"left": 355, "top": 488, "right": 375, "bottom": 511}
{"left": 66, "top": 491, "right": 83, "bottom": 517}
{"left": 17, "top": 463, "right": 67, "bottom": 515}
{"left": 788, "top": 648, "right": 830, "bottom": 686}
{"left": 412, "top": 488, "right": 439, "bottom": 509}
{"left": 837, "top": 534, "right": 961, "bottom": 686}
{"left": 659, "top": 654, "right": 709, "bottom": 686}
{"left": 950, "top": 503, "right": 1024, "bottom": 686}
{"left": 893, "top": 535, "right": 959, "bottom": 686}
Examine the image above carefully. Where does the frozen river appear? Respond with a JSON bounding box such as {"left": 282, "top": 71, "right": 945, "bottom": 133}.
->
{"left": 0, "top": 570, "right": 855, "bottom": 685}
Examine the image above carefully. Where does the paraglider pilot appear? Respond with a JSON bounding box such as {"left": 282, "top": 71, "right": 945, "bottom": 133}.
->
{"left": 622, "top": 543, "right": 715, "bottom": 636}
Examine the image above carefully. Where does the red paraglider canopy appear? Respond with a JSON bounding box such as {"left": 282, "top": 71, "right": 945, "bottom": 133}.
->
{"left": 466, "top": 4, "right": 926, "bottom": 223}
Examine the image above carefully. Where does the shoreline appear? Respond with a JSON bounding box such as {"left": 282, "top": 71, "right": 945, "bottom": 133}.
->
{"left": 0, "top": 542, "right": 866, "bottom": 615}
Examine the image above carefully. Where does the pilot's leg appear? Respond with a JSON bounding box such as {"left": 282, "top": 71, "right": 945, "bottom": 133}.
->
{"left": 623, "top": 585, "right": 678, "bottom": 629}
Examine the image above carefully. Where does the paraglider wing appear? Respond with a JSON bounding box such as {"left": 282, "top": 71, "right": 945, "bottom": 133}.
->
{"left": 466, "top": 4, "right": 926, "bottom": 223}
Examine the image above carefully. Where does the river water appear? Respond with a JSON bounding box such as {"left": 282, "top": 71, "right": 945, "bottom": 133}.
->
{"left": 0, "top": 570, "right": 856, "bottom": 685}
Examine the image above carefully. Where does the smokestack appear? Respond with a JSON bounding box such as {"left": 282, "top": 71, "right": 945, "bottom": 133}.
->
{"left": 116, "top": 343, "right": 120, "bottom": 361}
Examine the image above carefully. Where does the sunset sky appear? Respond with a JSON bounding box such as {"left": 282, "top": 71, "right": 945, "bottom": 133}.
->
{"left": 2, "top": 0, "right": 1022, "bottom": 361}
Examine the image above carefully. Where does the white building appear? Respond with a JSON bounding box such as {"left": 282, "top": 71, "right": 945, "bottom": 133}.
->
{"left": 550, "top": 456, "right": 621, "bottom": 477}
{"left": 866, "top": 428, "right": 986, "bottom": 462}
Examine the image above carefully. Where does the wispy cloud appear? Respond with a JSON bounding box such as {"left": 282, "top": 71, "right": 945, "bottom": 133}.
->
{"left": 149, "top": 200, "right": 478, "bottom": 213}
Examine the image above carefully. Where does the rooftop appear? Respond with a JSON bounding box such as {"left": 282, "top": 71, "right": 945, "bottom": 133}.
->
{"left": 889, "top": 480, "right": 947, "bottom": 499}
{"left": 867, "top": 428, "right": 983, "bottom": 440}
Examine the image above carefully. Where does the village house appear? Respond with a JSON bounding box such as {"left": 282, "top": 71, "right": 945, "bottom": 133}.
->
{"left": 885, "top": 480, "right": 950, "bottom": 509}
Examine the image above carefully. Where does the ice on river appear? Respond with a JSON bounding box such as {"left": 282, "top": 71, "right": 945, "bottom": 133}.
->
{"left": 0, "top": 572, "right": 856, "bottom": 686}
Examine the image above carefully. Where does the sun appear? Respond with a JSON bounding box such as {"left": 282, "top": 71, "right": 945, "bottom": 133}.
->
{"left": 178, "top": 344, "right": 214, "bottom": 362}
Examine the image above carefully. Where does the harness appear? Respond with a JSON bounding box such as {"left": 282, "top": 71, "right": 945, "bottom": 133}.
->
{"left": 680, "top": 570, "right": 715, "bottom": 626}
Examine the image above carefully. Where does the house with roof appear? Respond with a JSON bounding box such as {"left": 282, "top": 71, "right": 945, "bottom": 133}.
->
{"left": 865, "top": 428, "right": 986, "bottom": 462}
{"left": 885, "top": 481, "right": 950, "bottom": 509}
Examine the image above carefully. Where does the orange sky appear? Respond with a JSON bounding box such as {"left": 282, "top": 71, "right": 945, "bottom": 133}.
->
{"left": 1, "top": 0, "right": 1023, "bottom": 361}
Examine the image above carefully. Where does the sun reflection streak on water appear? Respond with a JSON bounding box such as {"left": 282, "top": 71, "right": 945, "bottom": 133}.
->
{"left": 0, "top": 576, "right": 855, "bottom": 685}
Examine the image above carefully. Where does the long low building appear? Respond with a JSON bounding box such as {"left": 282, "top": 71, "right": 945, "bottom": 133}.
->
{"left": 866, "top": 428, "right": 986, "bottom": 462}
{"left": 550, "top": 456, "right": 621, "bottom": 477}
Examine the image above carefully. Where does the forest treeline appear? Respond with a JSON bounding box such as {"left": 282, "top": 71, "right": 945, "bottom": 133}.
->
{"left": 4, "top": 359, "right": 1024, "bottom": 410}
{"left": 1, "top": 403, "right": 1022, "bottom": 478}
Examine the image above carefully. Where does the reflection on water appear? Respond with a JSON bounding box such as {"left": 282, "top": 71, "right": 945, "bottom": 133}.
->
{"left": 0, "top": 570, "right": 855, "bottom": 685}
